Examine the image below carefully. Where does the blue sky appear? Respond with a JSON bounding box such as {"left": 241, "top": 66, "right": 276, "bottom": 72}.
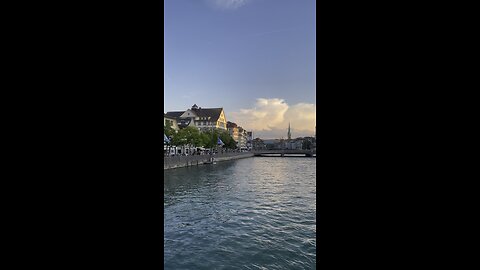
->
{"left": 164, "top": 0, "right": 316, "bottom": 139}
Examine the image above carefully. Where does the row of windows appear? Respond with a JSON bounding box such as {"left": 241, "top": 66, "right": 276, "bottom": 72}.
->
{"left": 196, "top": 121, "right": 227, "bottom": 127}
{"left": 197, "top": 121, "right": 213, "bottom": 126}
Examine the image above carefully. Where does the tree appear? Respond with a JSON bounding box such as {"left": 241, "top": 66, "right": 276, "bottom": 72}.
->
{"left": 182, "top": 126, "right": 202, "bottom": 146}
{"left": 199, "top": 129, "right": 216, "bottom": 149}
{"left": 303, "top": 139, "right": 312, "bottom": 150}
{"left": 219, "top": 131, "right": 236, "bottom": 149}
{"left": 164, "top": 124, "right": 175, "bottom": 138}
{"left": 200, "top": 132, "right": 214, "bottom": 148}
{"left": 171, "top": 129, "right": 186, "bottom": 148}
{"left": 197, "top": 129, "right": 236, "bottom": 149}
{"left": 170, "top": 126, "right": 204, "bottom": 154}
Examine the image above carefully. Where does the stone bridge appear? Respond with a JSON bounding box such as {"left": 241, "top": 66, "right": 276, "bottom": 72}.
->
{"left": 253, "top": 149, "right": 316, "bottom": 157}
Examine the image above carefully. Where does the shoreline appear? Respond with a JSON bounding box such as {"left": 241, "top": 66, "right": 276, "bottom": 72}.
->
{"left": 164, "top": 152, "right": 254, "bottom": 170}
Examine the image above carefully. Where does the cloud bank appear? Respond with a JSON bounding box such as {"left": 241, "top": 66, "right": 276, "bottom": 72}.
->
{"left": 206, "top": 0, "right": 251, "bottom": 10}
{"left": 229, "top": 98, "right": 316, "bottom": 139}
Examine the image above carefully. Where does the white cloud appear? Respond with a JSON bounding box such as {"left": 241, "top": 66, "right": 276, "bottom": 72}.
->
{"left": 229, "top": 98, "right": 316, "bottom": 139}
{"left": 206, "top": 0, "right": 251, "bottom": 10}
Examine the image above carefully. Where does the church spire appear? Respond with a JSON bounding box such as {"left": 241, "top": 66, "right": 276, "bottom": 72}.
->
{"left": 287, "top": 122, "right": 291, "bottom": 140}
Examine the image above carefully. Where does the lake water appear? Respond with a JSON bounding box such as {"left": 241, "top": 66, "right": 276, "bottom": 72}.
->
{"left": 164, "top": 157, "right": 316, "bottom": 269}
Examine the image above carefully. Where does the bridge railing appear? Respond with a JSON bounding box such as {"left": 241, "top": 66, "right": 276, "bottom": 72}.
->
{"left": 253, "top": 149, "right": 313, "bottom": 153}
{"left": 252, "top": 149, "right": 315, "bottom": 156}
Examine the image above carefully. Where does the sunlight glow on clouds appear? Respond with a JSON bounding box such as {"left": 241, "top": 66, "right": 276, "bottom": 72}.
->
{"left": 229, "top": 98, "right": 316, "bottom": 139}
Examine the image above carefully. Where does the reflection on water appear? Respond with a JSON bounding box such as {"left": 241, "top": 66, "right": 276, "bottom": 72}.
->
{"left": 164, "top": 157, "right": 316, "bottom": 269}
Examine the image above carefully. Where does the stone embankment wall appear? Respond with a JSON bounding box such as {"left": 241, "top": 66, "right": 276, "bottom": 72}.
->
{"left": 164, "top": 152, "right": 254, "bottom": 170}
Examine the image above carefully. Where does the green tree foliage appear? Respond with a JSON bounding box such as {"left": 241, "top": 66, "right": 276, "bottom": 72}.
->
{"left": 196, "top": 129, "right": 237, "bottom": 149}
{"left": 303, "top": 139, "right": 312, "bottom": 150}
{"left": 168, "top": 126, "right": 237, "bottom": 149}
{"left": 219, "top": 131, "right": 236, "bottom": 149}
{"left": 171, "top": 129, "right": 186, "bottom": 146}
{"left": 171, "top": 126, "right": 199, "bottom": 146}
{"left": 164, "top": 125, "right": 176, "bottom": 138}
{"left": 200, "top": 129, "right": 219, "bottom": 149}
{"left": 200, "top": 132, "right": 214, "bottom": 148}
{"left": 186, "top": 126, "right": 203, "bottom": 146}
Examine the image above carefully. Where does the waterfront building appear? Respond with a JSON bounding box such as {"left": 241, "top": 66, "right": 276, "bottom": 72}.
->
{"left": 300, "top": 137, "right": 314, "bottom": 150}
{"left": 263, "top": 139, "right": 284, "bottom": 150}
{"left": 246, "top": 131, "right": 253, "bottom": 149}
{"left": 237, "top": 127, "right": 247, "bottom": 149}
{"left": 227, "top": 121, "right": 239, "bottom": 147}
{"left": 293, "top": 138, "right": 304, "bottom": 150}
{"left": 252, "top": 136, "right": 315, "bottom": 151}
{"left": 227, "top": 121, "right": 249, "bottom": 149}
{"left": 253, "top": 138, "right": 266, "bottom": 150}
{"left": 164, "top": 114, "right": 179, "bottom": 132}
{"left": 286, "top": 139, "right": 297, "bottom": 150}
{"left": 166, "top": 104, "right": 228, "bottom": 131}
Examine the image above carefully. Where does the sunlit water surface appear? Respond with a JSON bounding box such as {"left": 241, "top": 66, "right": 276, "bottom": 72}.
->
{"left": 164, "top": 157, "right": 316, "bottom": 269}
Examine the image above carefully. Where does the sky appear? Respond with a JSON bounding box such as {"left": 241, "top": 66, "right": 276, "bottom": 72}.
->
{"left": 164, "top": 0, "right": 316, "bottom": 139}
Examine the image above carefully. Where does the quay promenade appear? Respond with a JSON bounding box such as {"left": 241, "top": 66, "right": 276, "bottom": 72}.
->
{"left": 164, "top": 152, "right": 254, "bottom": 170}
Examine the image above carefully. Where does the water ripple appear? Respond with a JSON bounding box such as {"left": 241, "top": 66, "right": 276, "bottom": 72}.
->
{"left": 164, "top": 157, "right": 316, "bottom": 269}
